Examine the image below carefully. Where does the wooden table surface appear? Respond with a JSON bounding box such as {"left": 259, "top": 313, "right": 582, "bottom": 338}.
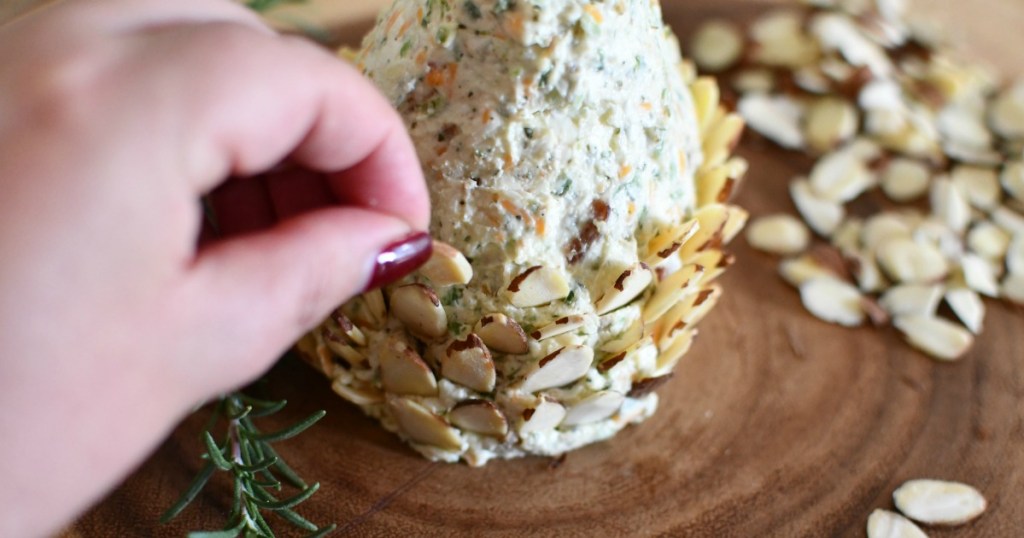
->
{"left": 2, "top": 1, "right": 1022, "bottom": 537}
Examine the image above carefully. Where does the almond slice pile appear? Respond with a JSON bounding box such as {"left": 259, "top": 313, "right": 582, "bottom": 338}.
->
{"left": 695, "top": 0, "right": 1024, "bottom": 361}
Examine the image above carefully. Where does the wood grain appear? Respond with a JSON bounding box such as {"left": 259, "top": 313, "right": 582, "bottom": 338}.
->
{"left": 67, "top": 1, "right": 1024, "bottom": 537}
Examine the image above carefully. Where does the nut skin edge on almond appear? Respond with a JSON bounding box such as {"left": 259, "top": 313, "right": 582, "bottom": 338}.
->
{"left": 363, "top": 231, "right": 433, "bottom": 293}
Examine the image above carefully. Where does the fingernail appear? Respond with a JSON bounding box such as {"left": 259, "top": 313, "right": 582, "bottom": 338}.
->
{"left": 363, "top": 231, "right": 433, "bottom": 292}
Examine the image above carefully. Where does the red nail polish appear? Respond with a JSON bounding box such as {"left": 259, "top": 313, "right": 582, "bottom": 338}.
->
{"left": 364, "top": 231, "right": 433, "bottom": 292}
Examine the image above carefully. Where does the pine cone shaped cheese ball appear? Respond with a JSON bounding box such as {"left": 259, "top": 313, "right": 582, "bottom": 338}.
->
{"left": 297, "top": 0, "right": 748, "bottom": 466}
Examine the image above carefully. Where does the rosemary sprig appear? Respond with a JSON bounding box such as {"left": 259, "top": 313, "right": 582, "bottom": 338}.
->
{"left": 161, "top": 393, "right": 336, "bottom": 537}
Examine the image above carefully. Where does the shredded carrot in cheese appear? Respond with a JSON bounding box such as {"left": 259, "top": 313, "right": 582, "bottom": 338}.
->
{"left": 619, "top": 164, "right": 632, "bottom": 179}
{"left": 584, "top": 5, "right": 603, "bottom": 24}
{"left": 385, "top": 10, "right": 401, "bottom": 32}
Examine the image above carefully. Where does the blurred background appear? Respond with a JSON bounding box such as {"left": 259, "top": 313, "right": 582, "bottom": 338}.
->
{"left": 1, "top": 0, "right": 1022, "bottom": 77}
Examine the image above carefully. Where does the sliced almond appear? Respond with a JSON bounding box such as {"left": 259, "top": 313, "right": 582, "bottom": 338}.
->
{"left": 794, "top": 65, "right": 832, "bottom": 94}
{"left": 866, "top": 509, "right": 928, "bottom": 538}
{"left": 388, "top": 397, "right": 463, "bottom": 451}
{"left": 811, "top": 12, "right": 892, "bottom": 76}
{"left": 419, "top": 240, "right": 473, "bottom": 286}
{"left": 643, "top": 263, "right": 705, "bottom": 323}
{"left": 474, "top": 313, "right": 529, "bottom": 355}
{"left": 746, "top": 214, "right": 811, "bottom": 255}
{"left": 965, "top": 221, "right": 1011, "bottom": 260}
{"left": 991, "top": 205, "right": 1024, "bottom": 236}
{"left": 518, "top": 397, "right": 567, "bottom": 434}
{"left": 595, "top": 263, "right": 654, "bottom": 315}
{"left": 951, "top": 165, "right": 1000, "bottom": 211}
{"left": 532, "top": 314, "right": 594, "bottom": 341}
{"left": 331, "top": 379, "right": 384, "bottom": 406}
{"left": 880, "top": 284, "right": 944, "bottom": 317}
{"left": 679, "top": 204, "right": 730, "bottom": 259}
{"left": 599, "top": 316, "right": 644, "bottom": 354}
{"left": 893, "top": 315, "right": 974, "bottom": 361}
{"left": 690, "top": 249, "right": 733, "bottom": 285}
{"left": 342, "top": 289, "right": 386, "bottom": 329}
{"left": 848, "top": 250, "right": 888, "bottom": 293}
{"left": 1006, "top": 234, "right": 1024, "bottom": 275}
{"left": 703, "top": 113, "right": 746, "bottom": 169}
{"left": 390, "top": 284, "right": 447, "bottom": 340}
{"left": 656, "top": 328, "right": 696, "bottom": 374}
{"left": 362, "top": 289, "right": 387, "bottom": 327}
{"left": 507, "top": 266, "right": 571, "bottom": 307}
{"left": 692, "top": 19, "right": 744, "bottom": 73}
{"left": 893, "top": 479, "right": 987, "bottom": 526}
{"left": 732, "top": 68, "right": 776, "bottom": 94}
{"left": 697, "top": 157, "right": 748, "bottom": 207}
{"left": 876, "top": 237, "right": 949, "bottom": 284}
{"left": 960, "top": 253, "right": 1000, "bottom": 297}
{"left": 831, "top": 218, "right": 863, "bottom": 254}
{"left": 791, "top": 178, "right": 846, "bottom": 236}
{"left": 322, "top": 331, "right": 368, "bottom": 367}
{"left": 690, "top": 77, "right": 721, "bottom": 134}
{"left": 988, "top": 81, "right": 1024, "bottom": 140}
{"left": 442, "top": 334, "right": 496, "bottom": 393}
{"left": 810, "top": 149, "right": 875, "bottom": 203}
{"left": 779, "top": 254, "right": 836, "bottom": 287}
{"left": 561, "top": 391, "right": 626, "bottom": 426}
{"left": 721, "top": 205, "right": 750, "bottom": 245}
{"left": 1002, "top": 272, "right": 1024, "bottom": 303}
{"left": 449, "top": 400, "right": 508, "bottom": 438}
{"left": 945, "top": 287, "right": 985, "bottom": 334}
{"left": 862, "top": 213, "right": 915, "bottom": 251}
{"left": 331, "top": 312, "right": 367, "bottom": 346}
{"left": 930, "top": 176, "right": 971, "bottom": 234}
{"left": 644, "top": 219, "right": 700, "bottom": 267}
{"left": 799, "top": 276, "right": 866, "bottom": 327}
{"left": 1001, "top": 160, "right": 1024, "bottom": 205}
{"left": 805, "top": 97, "right": 860, "bottom": 153}
{"left": 678, "top": 285, "right": 723, "bottom": 328}
{"left": 379, "top": 338, "right": 438, "bottom": 396}
{"left": 937, "top": 105, "right": 994, "bottom": 154}
{"left": 751, "top": 10, "right": 821, "bottom": 68}
{"left": 627, "top": 374, "right": 674, "bottom": 398}
{"left": 738, "top": 93, "right": 806, "bottom": 149}
{"left": 519, "top": 345, "right": 594, "bottom": 393}
{"left": 881, "top": 158, "right": 931, "bottom": 202}
{"left": 913, "top": 218, "right": 963, "bottom": 260}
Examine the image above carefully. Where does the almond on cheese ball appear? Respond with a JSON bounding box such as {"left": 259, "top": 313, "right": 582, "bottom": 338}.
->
{"left": 297, "top": 0, "right": 748, "bottom": 466}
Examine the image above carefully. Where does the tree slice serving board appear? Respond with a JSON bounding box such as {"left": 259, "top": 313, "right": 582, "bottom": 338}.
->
{"left": 67, "top": 1, "right": 1024, "bottom": 536}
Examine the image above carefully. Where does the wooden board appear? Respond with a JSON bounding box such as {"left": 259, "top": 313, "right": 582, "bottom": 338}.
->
{"left": 67, "top": 2, "right": 1024, "bottom": 536}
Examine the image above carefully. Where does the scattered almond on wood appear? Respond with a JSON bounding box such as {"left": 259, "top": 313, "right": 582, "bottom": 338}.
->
{"left": 703, "top": 0, "right": 1024, "bottom": 361}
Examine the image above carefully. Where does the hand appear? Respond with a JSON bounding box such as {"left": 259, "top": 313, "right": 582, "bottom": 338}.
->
{"left": 0, "top": 1, "right": 430, "bottom": 535}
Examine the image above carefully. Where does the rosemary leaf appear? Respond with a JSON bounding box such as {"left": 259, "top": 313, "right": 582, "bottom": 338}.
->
{"left": 261, "top": 443, "right": 307, "bottom": 489}
{"left": 236, "top": 456, "right": 279, "bottom": 474}
{"left": 203, "top": 431, "right": 233, "bottom": 471}
{"left": 246, "top": 399, "right": 288, "bottom": 418}
{"left": 276, "top": 507, "right": 318, "bottom": 532}
{"left": 303, "top": 524, "right": 339, "bottom": 538}
{"left": 250, "top": 483, "right": 321, "bottom": 511}
{"left": 252, "top": 410, "right": 326, "bottom": 443}
{"left": 160, "top": 461, "right": 216, "bottom": 523}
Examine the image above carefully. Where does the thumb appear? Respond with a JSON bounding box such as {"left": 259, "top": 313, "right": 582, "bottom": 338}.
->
{"left": 182, "top": 208, "right": 431, "bottom": 393}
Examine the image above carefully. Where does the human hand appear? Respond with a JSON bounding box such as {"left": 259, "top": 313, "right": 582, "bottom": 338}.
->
{"left": 0, "top": 1, "right": 429, "bottom": 535}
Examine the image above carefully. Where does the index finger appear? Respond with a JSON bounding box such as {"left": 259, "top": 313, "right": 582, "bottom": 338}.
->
{"left": 124, "top": 21, "right": 430, "bottom": 230}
